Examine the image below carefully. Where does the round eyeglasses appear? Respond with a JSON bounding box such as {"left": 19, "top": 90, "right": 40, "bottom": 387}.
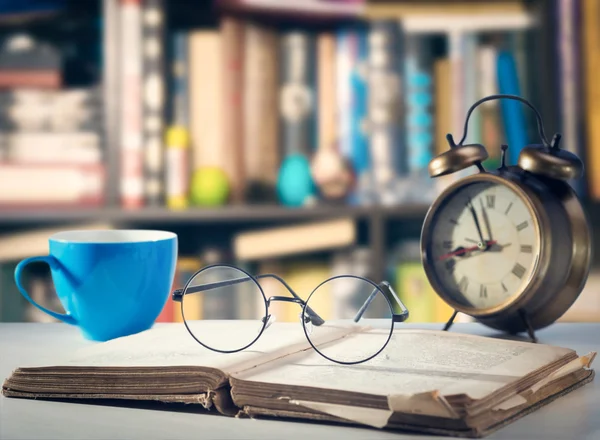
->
{"left": 172, "top": 264, "right": 409, "bottom": 365}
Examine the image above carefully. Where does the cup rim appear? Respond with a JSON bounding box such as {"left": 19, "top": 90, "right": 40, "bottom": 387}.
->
{"left": 49, "top": 229, "right": 177, "bottom": 244}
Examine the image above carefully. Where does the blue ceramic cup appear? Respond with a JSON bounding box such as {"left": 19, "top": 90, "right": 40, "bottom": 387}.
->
{"left": 14, "top": 229, "right": 178, "bottom": 341}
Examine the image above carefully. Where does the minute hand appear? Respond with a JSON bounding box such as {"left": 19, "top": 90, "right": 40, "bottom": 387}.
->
{"left": 480, "top": 198, "right": 493, "bottom": 241}
{"left": 467, "top": 199, "right": 485, "bottom": 243}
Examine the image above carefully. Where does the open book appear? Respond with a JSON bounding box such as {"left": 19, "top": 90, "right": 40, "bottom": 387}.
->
{"left": 2, "top": 321, "right": 596, "bottom": 438}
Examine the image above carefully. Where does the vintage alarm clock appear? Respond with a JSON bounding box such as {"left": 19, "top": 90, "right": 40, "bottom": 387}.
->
{"left": 420, "top": 94, "right": 592, "bottom": 342}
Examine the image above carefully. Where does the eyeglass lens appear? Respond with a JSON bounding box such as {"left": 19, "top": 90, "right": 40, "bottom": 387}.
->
{"left": 181, "top": 265, "right": 267, "bottom": 352}
{"left": 303, "top": 276, "right": 393, "bottom": 364}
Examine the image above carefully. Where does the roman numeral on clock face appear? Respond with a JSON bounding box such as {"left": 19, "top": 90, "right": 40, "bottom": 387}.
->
{"left": 516, "top": 221, "right": 529, "bottom": 231}
{"left": 512, "top": 263, "right": 526, "bottom": 279}
{"left": 486, "top": 195, "right": 495, "bottom": 209}
{"left": 520, "top": 244, "right": 533, "bottom": 253}
{"left": 480, "top": 285, "right": 488, "bottom": 298}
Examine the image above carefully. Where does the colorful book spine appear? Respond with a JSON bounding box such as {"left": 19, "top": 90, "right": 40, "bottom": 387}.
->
{"left": 317, "top": 32, "right": 337, "bottom": 157}
{"left": 221, "top": 17, "right": 246, "bottom": 203}
{"left": 141, "top": 0, "right": 165, "bottom": 206}
{"left": 173, "top": 258, "right": 203, "bottom": 322}
{"left": 335, "top": 29, "right": 352, "bottom": 160}
{"left": 243, "top": 23, "right": 279, "bottom": 198}
{"left": 348, "top": 27, "right": 369, "bottom": 178}
{"left": 279, "top": 31, "right": 316, "bottom": 157}
{"left": 496, "top": 50, "right": 527, "bottom": 165}
{"left": 165, "top": 30, "right": 190, "bottom": 210}
{"left": 582, "top": 0, "right": 600, "bottom": 199}
{"left": 366, "top": 20, "right": 405, "bottom": 204}
{"left": 165, "top": 126, "right": 189, "bottom": 209}
{"left": 404, "top": 34, "right": 434, "bottom": 174}
{"left": 477, "top": 42, "right": 502, "bottom": 169}
{"left": 119, "top": 0, "right": 144, "bottom": 209}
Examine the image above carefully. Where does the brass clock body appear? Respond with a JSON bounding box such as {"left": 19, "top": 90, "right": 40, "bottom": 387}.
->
{"left": 420, "top": 94, "right": 591, "bottom": 336}
{"left": 420, "top": 167, "right": 592, "bottom": 333}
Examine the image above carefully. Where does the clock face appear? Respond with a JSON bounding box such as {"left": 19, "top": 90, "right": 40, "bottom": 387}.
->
{"left": 425, "top": 180, "right": 540, "bottom": 311}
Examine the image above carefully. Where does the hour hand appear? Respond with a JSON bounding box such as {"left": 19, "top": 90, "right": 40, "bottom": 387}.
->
{"left": 487, "top": 242, "right": 511, "bottom": 252}
{"left": 438, "top": 240, "right": 496, "bottom": 260}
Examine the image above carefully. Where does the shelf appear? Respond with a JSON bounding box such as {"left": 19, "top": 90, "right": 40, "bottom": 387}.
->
{"left": 0, "top": 203, "right": 430, "bottom": 226}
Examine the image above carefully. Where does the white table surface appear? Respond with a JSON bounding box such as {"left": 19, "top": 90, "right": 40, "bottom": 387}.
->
{"left": 0, "top": 322, "right": 598, "bottom": 440}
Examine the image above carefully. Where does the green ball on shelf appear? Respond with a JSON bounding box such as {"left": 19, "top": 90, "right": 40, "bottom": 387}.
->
{"left": 190, "top": 167, "right": 230, "bottom": 207}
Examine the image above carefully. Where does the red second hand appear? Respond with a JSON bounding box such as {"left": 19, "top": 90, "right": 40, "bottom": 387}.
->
{"left": 438, "top": 240, "right": 497, "bottom": 261}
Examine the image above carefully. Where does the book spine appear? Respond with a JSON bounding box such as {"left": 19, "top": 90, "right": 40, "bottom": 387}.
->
{"left": 496, "top": 50, "right": 527, "bottom": 165}
{"left": 189, "top": 31, "right": 225, "bottom": 171}
{"left": 279, "top": 31, "right": 316, "bottom": 157}
{"left": 173, "top": 258, "right": 203, "bottom": 322}
{"left": 557, "top": 0, "right": 585, "bottom": 195}
{"left": 119, "top": 0, "right": 144, "bottom": 209}
{"left": 463, "top": 33, "right": 481, "bottom": 147}
{"left": 0, "top": 163, "right": 105, "bottom": 207}
{"left": 103, "top": 0, "right": 121, "bottom": 206}
{"left": 141, "top": 0, "right": 166, "bottom": 206}
{"left": 434, "top": 30, "right": 465, "bottom": 194}
{"left": 317, "top": 32, "right": 336, "bottom": 155}
{"left": 6, "top": 132, "right": 101, "bottom": 164}
{"left": 170, "top": 31, "right": 189, "bottom": 128}
{"left": 404, "top": 34, "right": 434, "bottom": 175}
{"left": 336, "top": 29, "right": 352, "bottom": 159}
{"left": 349, "top": 27, "right": 369, "bottom": 177}
{"left": 165, "top": 126, "right": 189, "bottom": 210}
{"left": 582, "top": 0, "right": 600, "bottom": 199}
{"left": 366, "top": 20, "right": 405, "bottom": 204}
{"left": 221, "top": 16, "right": 246, "bottom": 203}
{"left": 477, "top": 42, "right": 502, "bottom": 169}
{"left": 243, "top": 23, "right": 280, "bottom": 193}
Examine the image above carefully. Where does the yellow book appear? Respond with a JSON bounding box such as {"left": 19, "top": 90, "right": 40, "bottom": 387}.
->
{"left": 277, "top": 261, "right": 332, "bottom": 323}
{"left": 583, "top": 0, "right": 600, "bottom": 199}
{"left": 395, "top": 261, "right": 456, "bottom": 323}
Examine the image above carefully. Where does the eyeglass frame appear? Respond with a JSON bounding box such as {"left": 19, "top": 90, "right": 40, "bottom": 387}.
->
{"left": 172, "top": 263, "right": 410, "bottom": 365}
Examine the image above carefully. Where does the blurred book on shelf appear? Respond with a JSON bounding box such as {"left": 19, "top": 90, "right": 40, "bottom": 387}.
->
{"left": 0, "top": 222, "right": 113, "bottom": 263}
{"left": 0, "top": 0, "right": 577, "bottom": 212}
{"left": 232, "top": 218, "right": 356, "bottom": 260}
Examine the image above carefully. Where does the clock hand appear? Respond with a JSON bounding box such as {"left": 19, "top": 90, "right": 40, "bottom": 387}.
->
{"left": 488, "top": 242, "right": 511, "bottom": 252}
{"left": 438, "top": 240, "right": 497, "bottom": 260}
{"left": 479, "top": 198, "right": 493, "bottom": 242}
{"left": 466, "top": 198, "right": 485, "bottom": 244}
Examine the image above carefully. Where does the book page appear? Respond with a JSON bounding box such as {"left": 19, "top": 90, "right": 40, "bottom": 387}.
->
{"left": 22, "top": 321, "right": 355, "bottom": 375}
{"left": 233, "top": 328, "right": 575, "bottom": 400}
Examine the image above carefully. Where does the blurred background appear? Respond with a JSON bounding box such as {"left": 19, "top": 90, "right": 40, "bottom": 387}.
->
{"left": 0, "top": 0, "right": 598, "bottom": 325}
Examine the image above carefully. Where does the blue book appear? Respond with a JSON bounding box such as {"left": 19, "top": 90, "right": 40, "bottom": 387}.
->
{"left": 497, "top": 50, "right": 527, "bottom": 165}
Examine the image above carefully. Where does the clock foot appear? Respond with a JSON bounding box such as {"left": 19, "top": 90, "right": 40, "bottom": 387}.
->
{"left": 443, "top": 310, "right": 459, "bottom": 331}
{"left": 519, "top": 309, "right": 538, "bottom": 343}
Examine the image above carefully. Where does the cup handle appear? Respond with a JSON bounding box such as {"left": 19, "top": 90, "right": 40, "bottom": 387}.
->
{"left": 14, "top": 256, "right": 77, "bottom": 325}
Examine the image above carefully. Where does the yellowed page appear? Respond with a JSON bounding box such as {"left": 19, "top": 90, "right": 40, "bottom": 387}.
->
{"left": 233, "top": 328, "right": 575, "bottom": 400}
{"left": 22, "top": 321, "right": 356, "bottom": 375}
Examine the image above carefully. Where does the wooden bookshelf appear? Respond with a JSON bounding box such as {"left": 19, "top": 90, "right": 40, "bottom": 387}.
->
{"left": 0, "top": 203, "right": 429, "bottom": 225}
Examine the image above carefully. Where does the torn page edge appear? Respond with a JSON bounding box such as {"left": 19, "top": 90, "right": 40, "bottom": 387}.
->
{"left": 283, "top": 390, "right": 459, "bottom": 430}
{"left": 527, "top": 351, "right": 596, "bottom": 394}
{"left": 387, "top": 390, "right": 460, "bottom": 419}
{"left": 285, "top": 399, "right": 393, "bottom": 429}
{"left": 488, "top": 352, "right": 597, "bottom": 412}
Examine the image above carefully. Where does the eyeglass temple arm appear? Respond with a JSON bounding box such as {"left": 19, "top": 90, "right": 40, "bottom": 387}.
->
{"left": 172, "top": 274, "right": 325, "bottom": 326}
{"left": 353, "top": 281, "right": 409, "bottom": 323}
